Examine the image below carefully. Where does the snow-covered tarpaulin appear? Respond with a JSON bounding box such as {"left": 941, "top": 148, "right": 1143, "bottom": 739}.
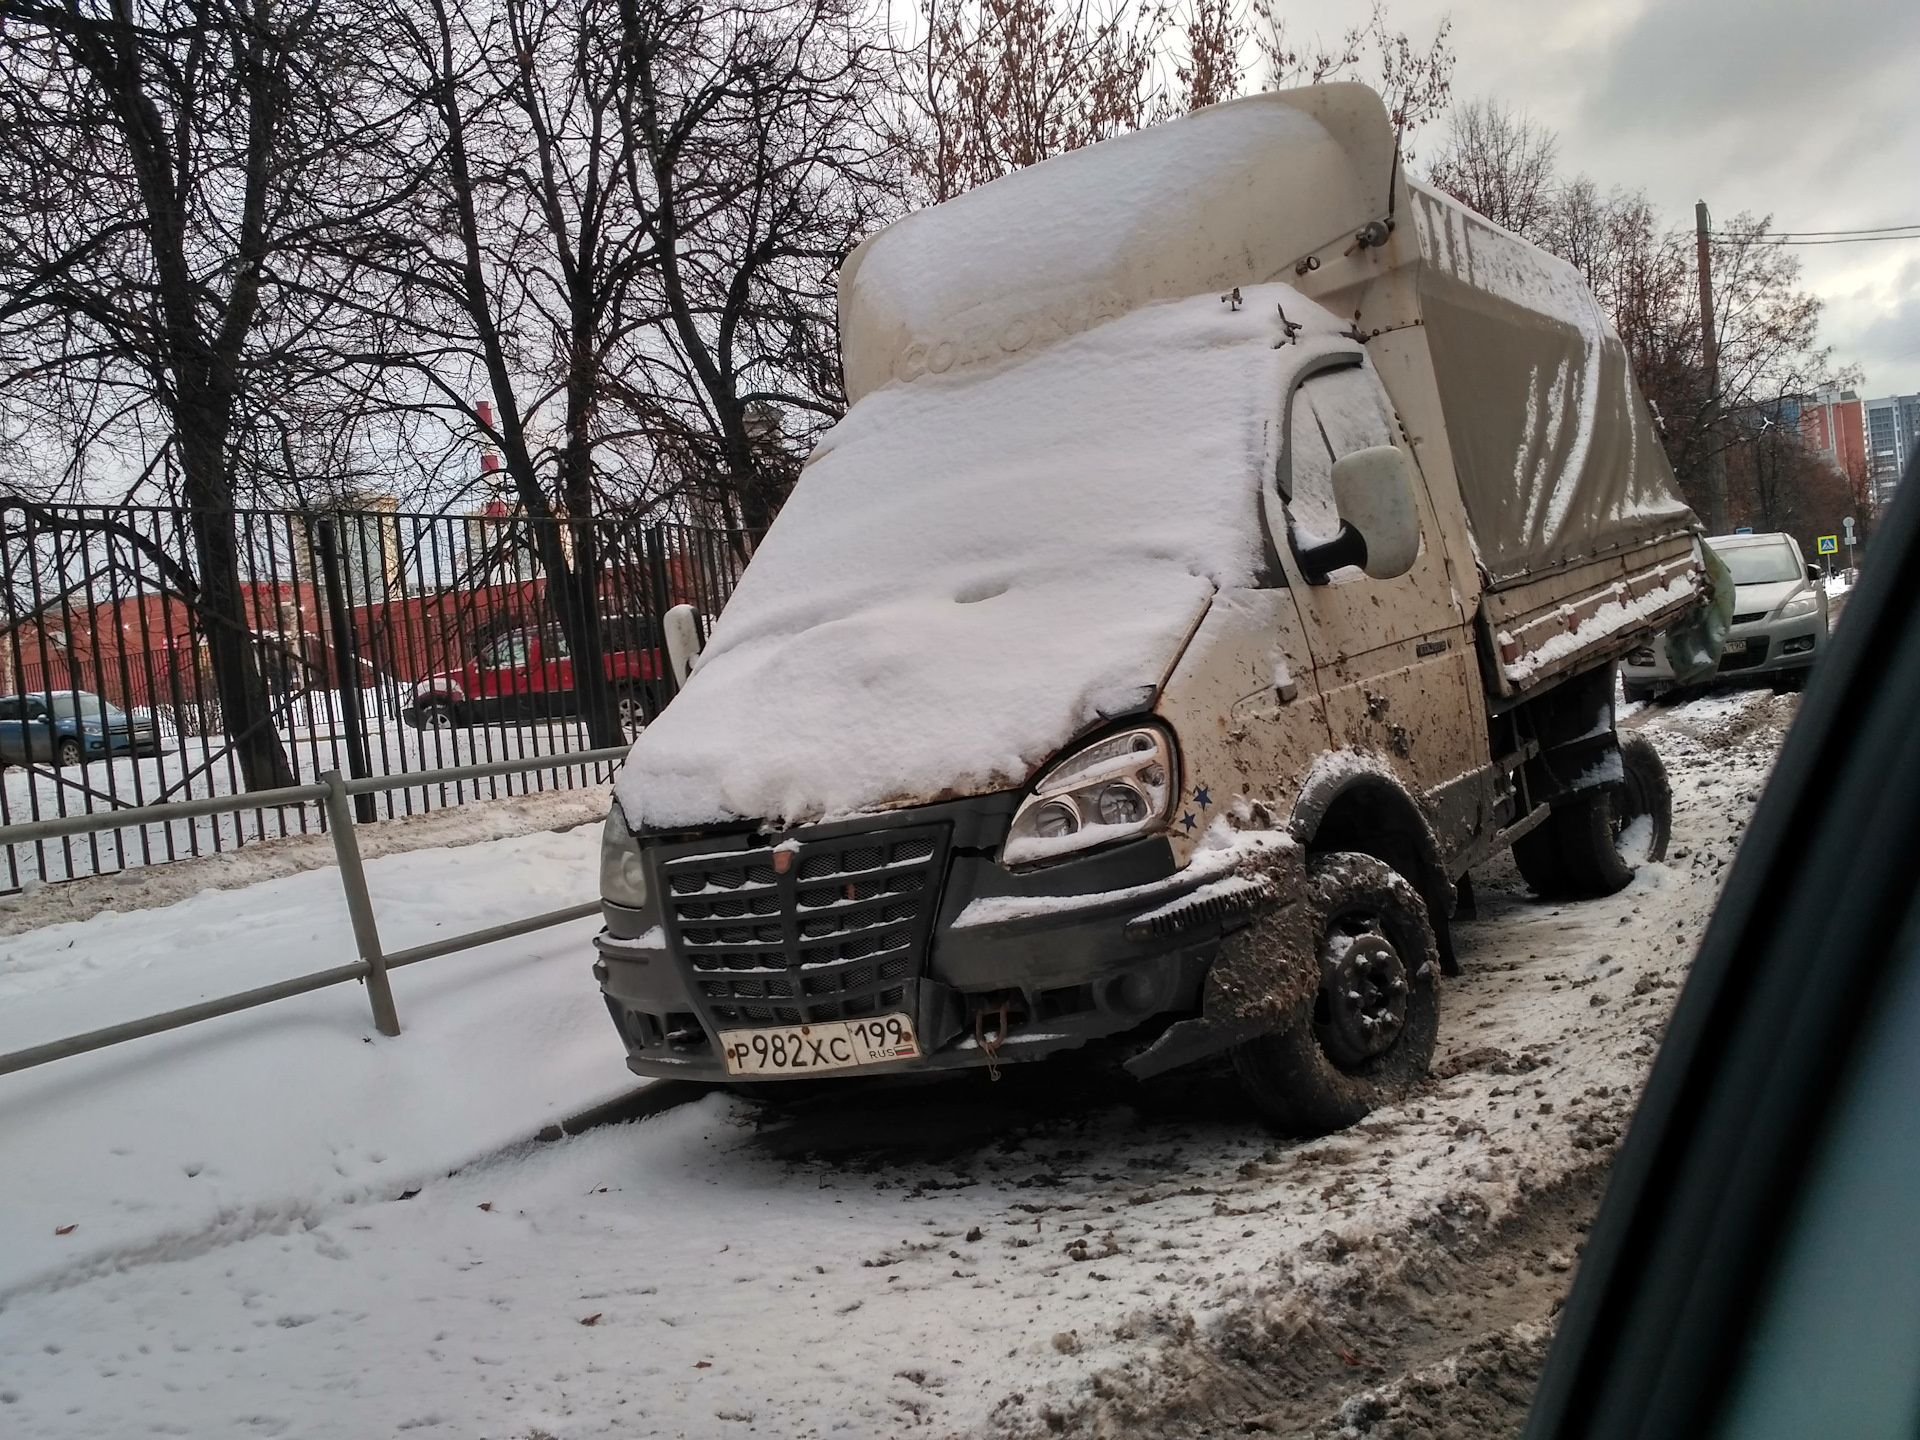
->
{"left": 1405, "top": 181, "right": 1696, "bottom": 589}
{"left": 621, "top": 291, "right": 1356, "bottom": 830}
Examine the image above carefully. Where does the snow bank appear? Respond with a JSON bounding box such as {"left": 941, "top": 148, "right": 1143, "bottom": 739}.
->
{"left": 620, "top": 288, "right": 1361, "bottom": 831}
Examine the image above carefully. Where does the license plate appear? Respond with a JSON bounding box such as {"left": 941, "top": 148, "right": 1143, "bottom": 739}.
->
{"left": 1725, "top": 637, "right": 1752, "bottom": 653}
{"left": 719, "top": 1014, "right": 920, "bottom": 1077}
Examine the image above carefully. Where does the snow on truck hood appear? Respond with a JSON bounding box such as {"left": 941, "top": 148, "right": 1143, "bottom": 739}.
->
{"left": 618, "top": 289, "right": 1358, "bottom": 830}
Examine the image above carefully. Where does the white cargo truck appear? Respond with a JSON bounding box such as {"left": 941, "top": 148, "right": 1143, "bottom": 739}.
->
{"left": 591, "top": 83, "right": 1715, "bottom": 1133}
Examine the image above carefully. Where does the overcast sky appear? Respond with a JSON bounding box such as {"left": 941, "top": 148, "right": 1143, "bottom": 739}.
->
{"left": 1308, "top": 0, "right": 1920, "bottom": 397}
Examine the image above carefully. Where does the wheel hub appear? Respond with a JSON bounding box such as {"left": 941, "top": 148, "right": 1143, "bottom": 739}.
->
{"left": 1315, "top": 924, "right": 1410, "bottom": 1069}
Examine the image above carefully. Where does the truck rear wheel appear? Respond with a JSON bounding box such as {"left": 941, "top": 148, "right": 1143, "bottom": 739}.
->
{"left": 1231, "top": 852, "right": 1440, "bottom": 1136}
{"left": 1514, "top": 732, "right": 1670, "bottom": 899}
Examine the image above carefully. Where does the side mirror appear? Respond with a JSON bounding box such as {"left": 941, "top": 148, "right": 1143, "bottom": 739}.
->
{"left": 1294, "top": 445, "right": 1422, "bottom": 583}
{"left": 662, "top": 604, "right": 704, "bottom": 692}
{"left": 1807, "top": 564, "right": 1822, "bottom": 585}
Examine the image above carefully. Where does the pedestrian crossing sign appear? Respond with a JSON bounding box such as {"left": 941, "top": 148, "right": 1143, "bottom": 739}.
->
{"left": 1817, "top": 535, "right": 1839, "bottom": 555}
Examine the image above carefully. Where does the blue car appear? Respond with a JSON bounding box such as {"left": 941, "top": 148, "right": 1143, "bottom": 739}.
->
{"left": 0, "top": 690, "right": 164, "bottom": 767}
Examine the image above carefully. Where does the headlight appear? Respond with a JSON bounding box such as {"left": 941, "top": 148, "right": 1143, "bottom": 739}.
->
{"left": 600, "top": 799, "right": 650, "bottom": 908}
{"left": 1776, "top": 592, "right": 1819, "bottom": 621}
{"left": 1002, "top": 726, "right": 1177, "bottom": 867}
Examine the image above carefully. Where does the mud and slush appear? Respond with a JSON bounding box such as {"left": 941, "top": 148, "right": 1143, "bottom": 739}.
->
{"left": 977, "top": 691, "right": 1796, "bottom": 1439}
{"left": 1018, "top": 1164, "right": 1605, "bottom": 1439}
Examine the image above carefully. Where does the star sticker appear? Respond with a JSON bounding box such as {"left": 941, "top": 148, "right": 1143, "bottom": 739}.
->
{"left": 1193, "top": 786, "right": 1211, "bottom": 807}
{"left": 1181, "top": 812, "right": 1197, "bottom": 831}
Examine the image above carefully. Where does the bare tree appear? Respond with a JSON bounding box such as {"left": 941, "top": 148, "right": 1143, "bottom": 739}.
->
{"left": 1169, "top": 0, "right": 1243, "bottom": 113}
{"left": 1424, "top": 99, "right": 1557, "bottom": 239}
{"left": 367, "top": 0, "right": 663, "bottom": 746}
{"left": 0, "top": 0, "right": 407, "bottom": 789}
{"left": 364, "top": 0, "right": 891, "bottom": 743}
{"left": 891, "top": 0, "right": 1166, "bottom": 203}
{"left": 615, "top": 0, "right": 896, "bottom": 534}
{"left": 1256, "top": 1, "right": 1453, "bottom": 155}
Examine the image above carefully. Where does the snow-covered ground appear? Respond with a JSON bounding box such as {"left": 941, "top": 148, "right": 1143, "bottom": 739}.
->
{"left": 0, "top": 691, "right": 1796, "bottom": 1438}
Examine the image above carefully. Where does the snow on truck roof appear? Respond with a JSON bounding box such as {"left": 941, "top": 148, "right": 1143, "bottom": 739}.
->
{"left": 837, "top": 85, "right": 1394, "bottom": 404}
{"left": 620, "top": 290, "right": 1361, "bottom": 830}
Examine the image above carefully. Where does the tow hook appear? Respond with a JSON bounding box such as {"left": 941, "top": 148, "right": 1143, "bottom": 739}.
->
{"left": 973, "top": 999, "right": 1012, "bottom": 1082}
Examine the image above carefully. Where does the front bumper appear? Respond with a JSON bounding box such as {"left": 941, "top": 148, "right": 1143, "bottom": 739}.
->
{"left": 1624, "top": 614, "right": 1826, "bottom": 690}
{"left": 593, "top": 794, "right": 1241, "bottom": 1084}
{"left": 83, "top": 730, "right": 163, "bottom": 758}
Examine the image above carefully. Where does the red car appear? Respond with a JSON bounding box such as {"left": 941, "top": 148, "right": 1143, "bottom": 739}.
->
{"left": 403, "top": 617, "right": 665, "bottom": 735}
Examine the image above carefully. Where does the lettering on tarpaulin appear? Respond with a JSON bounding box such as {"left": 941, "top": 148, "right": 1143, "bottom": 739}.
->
{"left": 894, "top": 292, "right": 1129, "bottom": 382}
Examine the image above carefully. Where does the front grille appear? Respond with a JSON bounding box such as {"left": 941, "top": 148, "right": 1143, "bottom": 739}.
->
{"left": 659, "top": 825, "right": 947, "bottom": 1029}
{"left": 1732, "top": 611, "right": 1768, "bottom": 626}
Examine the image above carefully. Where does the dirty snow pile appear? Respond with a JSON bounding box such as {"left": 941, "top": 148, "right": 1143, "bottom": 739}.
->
{"left": 621, "top": 287, "right": 1361, "bottom": 832}
{"left": 0, "top": 692, "right": 1796, "bottom": 1439}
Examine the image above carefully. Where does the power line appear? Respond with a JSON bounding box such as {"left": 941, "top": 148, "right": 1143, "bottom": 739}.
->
{"left": 1733, "top": 234, "right": 1920, "bottom": 246}
{"left": 1757, "top": 223, "right": 1920, "bottom": 238}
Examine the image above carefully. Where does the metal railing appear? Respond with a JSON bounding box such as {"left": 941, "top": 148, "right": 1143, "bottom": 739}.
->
{"left": 0, "top": 745, "right": 629, "bottom": 1077}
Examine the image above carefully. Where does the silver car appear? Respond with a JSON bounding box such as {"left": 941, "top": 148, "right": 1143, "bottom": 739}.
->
{"left": 1622, "top": 531, "right": 1831, "bottom": 701}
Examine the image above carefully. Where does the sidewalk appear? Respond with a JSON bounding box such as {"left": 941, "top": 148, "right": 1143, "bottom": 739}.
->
{"left": 0, "top": 821, "right": 632, "bottom": 1297}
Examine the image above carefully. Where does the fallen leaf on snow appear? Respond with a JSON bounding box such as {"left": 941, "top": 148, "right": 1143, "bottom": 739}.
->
{"left": 54, "top": 1223, "right": 76, "bottom": 1236}
{"left": 579, "top": 1313, "right": 602, "bottom": 1326}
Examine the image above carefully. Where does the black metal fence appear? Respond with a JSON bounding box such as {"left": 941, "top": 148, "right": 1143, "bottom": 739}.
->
{"left": 0, "top": 502, "right": 757, "bottom": 890}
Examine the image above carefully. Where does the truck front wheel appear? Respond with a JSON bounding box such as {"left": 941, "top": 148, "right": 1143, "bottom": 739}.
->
{"left": 1231, "top": 852, "right": 1440, "bottom": 1136}
{"left": 1514, "top": 731, "right": 1671, "bottom": 899}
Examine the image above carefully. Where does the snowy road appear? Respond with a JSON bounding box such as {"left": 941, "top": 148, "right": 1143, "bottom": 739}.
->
{"left": 0, "top": 690, "right": 1796, "bottom": 1438}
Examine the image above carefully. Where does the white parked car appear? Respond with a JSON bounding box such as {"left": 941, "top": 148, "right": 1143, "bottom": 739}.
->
{"left": 1622, "top": 531, "right": 1830, "bottom": 700}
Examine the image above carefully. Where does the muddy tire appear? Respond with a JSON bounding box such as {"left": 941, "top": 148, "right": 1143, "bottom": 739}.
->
{"left": 1621, "top": 681, "right": 1655, "bottom": 704}
{"left": 1511, "top": 815, "right": 1572, "bottom": 898}
{"left": 55, "top": 736, "right": 83, "bottom": 767}
{"left": 1515, "top": 733, "right": 1670, "bottom": 900}
{"left": 1231, "top": 852, "right": 1440, "bottom": 1136}
{"left": 1615, "top": 731, "right": 1671, "bottom": 864}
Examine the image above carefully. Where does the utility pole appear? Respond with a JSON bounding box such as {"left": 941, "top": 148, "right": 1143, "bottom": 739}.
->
{"left": 1696, "top": 201, "right": 1727, "bottom": 534}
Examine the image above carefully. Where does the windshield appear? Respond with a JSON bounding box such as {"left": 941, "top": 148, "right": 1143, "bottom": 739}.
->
{"left": 1718, "top": 541, "right": 1802, "bottom": 586}
{"left": 48, "top": 692, "right": 128, "bottom": 723}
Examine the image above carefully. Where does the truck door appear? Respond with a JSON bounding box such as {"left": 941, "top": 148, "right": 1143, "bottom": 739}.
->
{"left": 1269, "top": 358, "right": 1485, "bottom": 798}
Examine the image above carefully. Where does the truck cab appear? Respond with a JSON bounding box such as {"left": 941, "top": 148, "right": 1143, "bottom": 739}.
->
{"left": 592, "top": 85, "right": 1708, "bottom": 1133}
